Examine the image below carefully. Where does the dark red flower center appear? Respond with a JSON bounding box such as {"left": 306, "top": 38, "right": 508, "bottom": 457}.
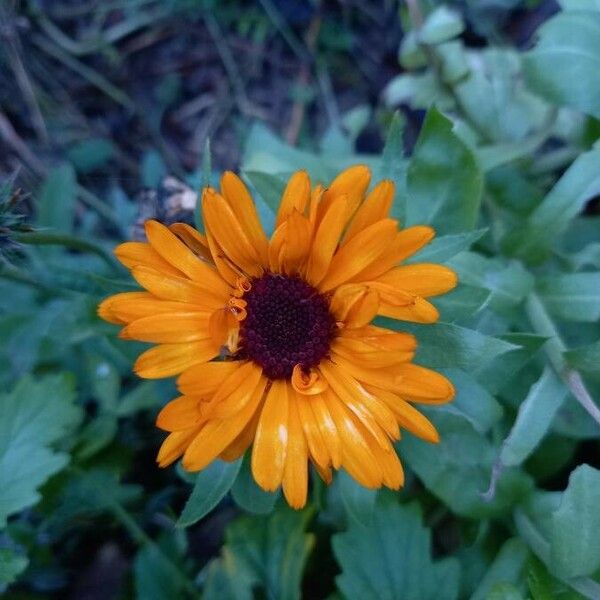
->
{"left": 238, "top": 273, "right": 335, "bottom": 379}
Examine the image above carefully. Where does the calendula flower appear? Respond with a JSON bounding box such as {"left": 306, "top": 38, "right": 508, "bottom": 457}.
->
{"left": 99, "top": 166, "right": 457, "bottom": 508}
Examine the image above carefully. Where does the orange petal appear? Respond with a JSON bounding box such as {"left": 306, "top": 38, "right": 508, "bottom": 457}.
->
{"left": 322, "top": 390, "right": 382, "bottom": 488}
{"left": 369, "top": 386, "right": 440, "bottom": 443}
{"left": 181, "top": 384, "right": 264, "bottom": 471}
{"left": 310, "top": 393, "right": 341, "bottom": 469}
{"left": 156, "top": 395, "right": 205, "bottom": 431}
{"left": 100, "top": 292, "right": 209, "bottom": 325}
{"left": 251, "top": 380, "right": 289, "bottom": 491}
{"left": 276, "top": 170, "right": 311, "bottom": 227}
{"left": 352, "top": 226, "right": 435, "bottom": 282}
{"left": 157, "top": 427, "right": 200, "bottom": 467}
{"left": 378, "top": 295, "right": 440, "bottom": 324}
{"left": 169, "top": 223, "right": 213, "bottom": 263}
{"left": 319, "top": 219, "right": 398, "bottom": 291}
{"left": 329, "top": 353, "right": 402, "bottom": 391}
{"left": 122, "top": 312, "right": 211, "bottom": 343}
{"left": 282, "top": 394, "right": 309, "bottom": 509}
{"left": 291, "top": 364, "right": 329, "bottom": 395}
{"left": 343, "top": 179, "right": 394, "bottom": 243}
{"left": 393, "top": 363, "right": 455, "bottom": 403}
{"left": 220, "top": 408, "right": 261, "bottom": 462}
{"left": 205, "top": 364, "right": 266, "bottom": 419}
{"left": 131, "top": 266, "right": 224, "bottom": 309}
{"left": 376, "top": 264, "right": 457, "bottom": 297}
{"left": 220, "top": 172, "right": 269, "bottom": 265}
{"left": 296, "top": 392, "right": 330, "bottom": 470}
{"left": 331, "top": 342, "right": 414, "bottom": 369}
{"left": 202, "top": 187, "right": 262, "bottom": 276}
{"left": 329, "top": 284, "right": 380, "bottom": 329}
{"left": 319, "top": 360, "right": 399, "bottom": 443}
{"left": 318, "top": 165, "right": 371, "bottom": 227}
{"left": 177, "top": 360, "right": 241, "bottom": 397}
{"left": 340, "top": 325, "right": 417, "bottom": 352}
{"left": 114, "top": 241, "right": 182, "bottom": 277}
{"left": 304, "top": 195, "right": 348, "bottom": 285}
{"left": 145, "top": 220, "right": 229, "bottom": 297}
{"left": 134, "top": 341, "right": 219, "bottom": 379}
{"left": 208, "top": 308, "right": 240, "bottom": 353}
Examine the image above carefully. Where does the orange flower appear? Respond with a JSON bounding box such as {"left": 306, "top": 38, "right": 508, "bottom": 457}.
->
{"left": 99, "top": 166, "right": 457, "bottom": 508}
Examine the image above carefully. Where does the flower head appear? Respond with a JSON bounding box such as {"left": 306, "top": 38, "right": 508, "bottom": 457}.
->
{"left": 99, "top": 166, "right": 457, "bottom": 508}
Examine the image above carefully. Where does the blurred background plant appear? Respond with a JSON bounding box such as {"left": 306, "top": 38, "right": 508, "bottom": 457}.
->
{"left": 1, "top": 0, "right": 600, "bottom": 598}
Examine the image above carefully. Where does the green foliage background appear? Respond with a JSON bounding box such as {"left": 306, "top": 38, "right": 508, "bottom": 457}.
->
{"left": 1, "top": 1, "right": 600, "bottom": 598}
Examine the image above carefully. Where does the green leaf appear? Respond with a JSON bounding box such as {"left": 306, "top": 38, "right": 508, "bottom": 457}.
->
{"left": 406, "top": 108, "right": 483, "bottom": 234}
{"left": 244, "top": 171, "right": 287, "bottom": 215}
{"left": 390, "top": 322, "right": 519, "bottom": 371}
{"left": 524, "top": 11, "right": 600, "bottom": 119}
{"left": 406, "top": 229, "right": 487, "bottom": 264}
{"left": 499, "top": 368, "right": 568, "bottom": 467}
{"left": 332, "top": 495, "right": 460, "bottom": 600}
{"left": 550, "top": 464, "right": 600, "bottom": 578}
{"left": 141, "top": 150, "right": 167, "bottom": 188}
{"left": 337, "top": 470, "right": 377, "bottom": 526}
{"left": 564, "top": 340, "right": 600, "bottom": 374}
{"left": 420, "top": 6, "right": 465, "bottom": 44}
{"left": 134, "top": 534, "right": 188, "bottom": 600}
{"left": 537, "top": 272, "right": 600, "bottom": 322}
{"left": 501, "top": 148, "right": 600, "bottom": 262}
{"left": 470, "top": 538, "right": 530, "bottom": 600}
{"left": 448, "top": 252, "right": 534, "bottom": 312}
{"left": 399, "top": 411, "right": 532, "bottom": 518}
{"left": 37, "top": 164, "right": 77, "bottom": 233}
{"left": 231, "top": 453, "right": 279, "bottom": 515}
{"left": 67, "top": 138, "right": 115, "bottom": 174}
{"left": 376, "top": 111, "right": 408, "bottom": 222}
{"left": 178, "top": 459, "right": 242, "bottom": 527}
{"left": 473, "top": 334, "right": 547, "bottom": 395}
{"left": 441, "top": 369, "right": 503, "bottom": 433}
{"left": 0, "top": 374, "right": 81, "bottom": 527}
{"left": 0, "top": 546, "right": 28, "bottom": 590}
{"left": 206, "top": 504, "right": 314, "bottom": 600}
{"left": 433, "top": 285, "right": 490, "bottom": 323}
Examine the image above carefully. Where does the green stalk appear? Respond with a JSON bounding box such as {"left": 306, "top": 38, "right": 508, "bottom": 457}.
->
{"left": 526, "top": 293, "right": 600, "bottom": 427}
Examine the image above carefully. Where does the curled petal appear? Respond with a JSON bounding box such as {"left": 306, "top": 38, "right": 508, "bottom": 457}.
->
{"left": 291, "top": 364, "right": 329, "bottom": 395}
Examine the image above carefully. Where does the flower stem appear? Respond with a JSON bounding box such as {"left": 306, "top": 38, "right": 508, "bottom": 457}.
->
{"left": 525, "top": 292, "right": 600, "bottom": 427}
{"left": 109, "top": 501, "right": 202, "bottom": 599}
{"left": 13, "top": 231, "right": 120, "bottom": 270}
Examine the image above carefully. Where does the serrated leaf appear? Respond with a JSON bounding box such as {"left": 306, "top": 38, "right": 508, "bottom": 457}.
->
{"left": 524, "top": 11, "right": 600, "bottom": 119}
{"left": 470, "top": 538, "right": 530, "bottom": 600}
{"left": 134, "top": 534, "right": 188, "bottom": 600}
{"left": 231, "top": 453, "right": 278, "bottom": 515}
{"left": 550, "top": 464, "right": 600, "bottom": 578}
{"left": 399, "top": 411, "right": 532, "bottom": 518}
{"left": 433, "top": 285, "right": 490, "bottom": 323}
{"left": 448, "top": 252, "right": 534, "bottom": 312}
{"left": 406, "top": 229, "right": 487, "bottom": 265}
{"left": 473, "top": 334, "right": 547, "bottom": 394}
{"left": 391, "top": 322, "right": 519, "bottom": 371}
{"left": 0, "top": 374, "right": 81, "bottom": 527}
{"left": 337, "top": 470, "right": 377, "bottom": 526}
{"left": 537, "top": 272, "right": 600, "bottom": 322}
{"left": 440, "top": 369, "right": 503, "bottom": 433}
{"left": 178, "top": 459, "right": 242, "bottom": 527}
{"left": 37, "top": 164, "right": 77, "bottom": 233}
{"left": 332, "top": 495, "right": 460, "bottom": 600}
{"left": 499, "top": 368, "right": 568, "bottom": 467}
{"left": 205, "top": 505, "right": 314, "bottom": 600}
{"left": 406, "top": 108, "right": 483, "bottom": 234}
{"left": 501, "top": 148, "right": 600, "bottom": 263}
